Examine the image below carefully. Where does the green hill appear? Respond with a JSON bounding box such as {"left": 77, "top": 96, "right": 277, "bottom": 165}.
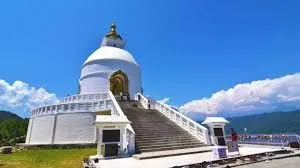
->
{"left": 0, "top": 111, "right": 28, "bottom": 146}
{"left": 0, "top": 110, "right": 22, "bottom": 122}
{"left": 224, "top": 110, "right": 300, "bottom": 135}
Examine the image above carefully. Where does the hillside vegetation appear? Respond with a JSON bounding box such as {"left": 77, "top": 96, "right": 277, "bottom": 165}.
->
{"left": 0, "top": 111, "right": 28, "bottom": 146}
{"left": 0, "top": 111, "right": 22, "bottom": 122}
{"left": 224, "top": 110, "right": 300, "bottom": 134}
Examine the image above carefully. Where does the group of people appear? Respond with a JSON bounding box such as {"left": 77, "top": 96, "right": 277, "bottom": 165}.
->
{"left": 119, "top": 92, "right": 130, "bottom": 101}
{"left": 227, "top": 131, "right": 300, "bottom": 147}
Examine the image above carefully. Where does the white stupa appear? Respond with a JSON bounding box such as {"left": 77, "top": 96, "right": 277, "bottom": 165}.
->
{"left": 25, "top": 24, "right": 210, "bottom": 157}
{"left": 80, "top": 23, "right": 142, "bottom": 98}
{"left": 25, "top": 23, "right": 142, "bottom": 144}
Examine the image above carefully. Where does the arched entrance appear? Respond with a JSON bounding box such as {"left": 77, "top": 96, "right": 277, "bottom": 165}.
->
{"left": 109, "top": 70, "right": 129, "bottom": 96}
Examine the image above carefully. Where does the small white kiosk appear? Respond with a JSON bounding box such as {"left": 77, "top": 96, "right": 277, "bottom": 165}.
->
{"left": 202, "top": 117, "right": 230, "bottom": 159}
{"left": 92, "top": 115, "right": 131, "bottom": 159}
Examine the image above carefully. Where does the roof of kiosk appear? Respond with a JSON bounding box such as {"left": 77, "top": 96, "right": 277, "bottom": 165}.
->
{"left": 202, "top": 117, "right": 230, "bottom": 124}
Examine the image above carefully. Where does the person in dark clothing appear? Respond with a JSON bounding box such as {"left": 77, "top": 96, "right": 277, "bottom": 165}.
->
{"left": 231, "top": 128, "right": 240, "bottom": 154}
{"left": 231, "top": 128, "right": 238, "bottom": 141}
{"left": 148, "top": 100, "right": 151, "bottom": 109}
{"left": 127, "top": 94, "right": 130, "bottom": 101}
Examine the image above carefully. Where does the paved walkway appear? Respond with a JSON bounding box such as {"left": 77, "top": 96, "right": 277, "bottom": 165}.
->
{"left": 94, "top": 146, "right": 283, "bottom": 168}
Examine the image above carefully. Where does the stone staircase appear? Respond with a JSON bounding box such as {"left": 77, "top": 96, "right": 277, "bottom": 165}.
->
{"left": 118, "top": 101, "right": 206, "bottom": 153}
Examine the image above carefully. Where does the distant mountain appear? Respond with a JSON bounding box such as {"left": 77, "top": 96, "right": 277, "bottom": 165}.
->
{"left": 223, "top": 110, "right": 300, "bottom": 135}
{"left": 0, "top": 110, "right": 22, "bottom": 122}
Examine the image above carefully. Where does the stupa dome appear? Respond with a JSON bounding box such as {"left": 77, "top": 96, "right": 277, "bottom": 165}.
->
{"left": 83, "top": 46, "right": 138, "bottom": 66}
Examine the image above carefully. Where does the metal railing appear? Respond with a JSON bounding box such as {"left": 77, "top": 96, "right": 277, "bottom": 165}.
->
{"left": 235, "top": 133, "right": 300, "bottom": 147}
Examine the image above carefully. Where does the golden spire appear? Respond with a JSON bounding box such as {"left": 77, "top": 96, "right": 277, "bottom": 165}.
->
{"left": 110, "top": 23, "right": 116, "bottom": 33}
{"left": 105, "top": 22, "right": 122, "bottom": 40}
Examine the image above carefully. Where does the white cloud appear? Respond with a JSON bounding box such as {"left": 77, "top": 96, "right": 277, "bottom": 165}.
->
{"left": 180, "top": 73, "right": 300, "bottom": 116}
{"left": 159, "top": 97, "right": 170, "bottom": 104}
{"left": 0, "top": 80, "right": 59, "bottom": 112}
{"left": 158, "top": 97, "right": 180, "bottom": 111}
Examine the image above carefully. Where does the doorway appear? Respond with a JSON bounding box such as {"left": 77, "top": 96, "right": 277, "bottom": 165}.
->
{"left": 109, "top": 70, "right": 129, "bottom": 96}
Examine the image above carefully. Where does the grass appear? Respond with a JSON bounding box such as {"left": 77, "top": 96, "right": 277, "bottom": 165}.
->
{"left": 0, "top": 148, "right": 96, "bottom": 168}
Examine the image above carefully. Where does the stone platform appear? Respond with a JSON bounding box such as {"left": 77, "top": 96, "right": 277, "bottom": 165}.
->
{"left": 93, "top": 145, "right": 289, "bottom": 168}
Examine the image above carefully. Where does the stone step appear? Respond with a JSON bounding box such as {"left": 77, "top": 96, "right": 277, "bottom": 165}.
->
{"left": 135, "top": 135, "right": 196, "bottom": 141}
{"left": 135, "top": 134, "right": 188, "bottom": 138}
{"left": 136, "top": 141, "right": 202, "bottom": 148}
{"left": 119, "top": 101, "right": 207, "bottom": 154}
{"left": 131, "top": 125, "right": 182, "bottom": 129}
{"left": 133, "top": 124, "right": 177, "bottom": 126}
{"left": 135, "top": 134, "right": 194, "bottom": 139}
{"left": 138, "top": 144, "right": 205, "bottom": 153}
{"left": 135, "top": 136, "right": 195, "bottom": 143}
{"left": 135, "top": 130, "right": 187, "bottom": 134}
{"left": 132, "top": 127, "right": 186, "bottom": 132}
{"left": 135, "top": 132, "right": 187, "bottom": 136}
{"left": 136, "top": 137, "right": 199, "bottom": 142}
{"left": 137, "top": 142, "right": 203, "bottom": 149}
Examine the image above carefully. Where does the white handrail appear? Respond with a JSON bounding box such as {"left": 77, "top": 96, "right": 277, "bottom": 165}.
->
{"left": 108, "top": 91, "right": 135, "bottom": 133}
{"left": 108, "top": 91, "right": 126, "bottom": 117}
{"left": 135, "top": 93, "right": 150, "bottom": 109}
{"left": 135, "top": 93, "right": 210, "bottom": 145}
{"left": 108, "top": 91, "right": 136, "bottom": 154}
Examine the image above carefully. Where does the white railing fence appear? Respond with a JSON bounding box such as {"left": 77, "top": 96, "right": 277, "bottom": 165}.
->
{"left": 108, "top": 91, "right": 135, "bottom": 154}
{"left": 135, "top": 93, "right": 210, "bottom": 145}
{"left": 135, "top": 93, "right": 149, "bottom": 109}
{"left": 59, "top": 93, "right": 108, "bottom": 103}
{"left": 32, "top": 99, "right": 112, "bottom": 117}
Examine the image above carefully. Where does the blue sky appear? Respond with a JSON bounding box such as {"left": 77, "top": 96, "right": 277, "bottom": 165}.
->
{"left": 0, "top": 0, "right": 300, "bottom": 118}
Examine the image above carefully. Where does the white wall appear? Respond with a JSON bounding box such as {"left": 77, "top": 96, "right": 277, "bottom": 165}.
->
{"left": 80, "top": 59, "right": 142, "bottom": 99}
{"left": 25, "top": 118, "right": 33, "bottom": 144}
{"left": 53, "top": 113, "right": 96, "bottom": 144}
{"left": 26, "top": 112, "right": 99, "bottom": 145}
{"left": 100, "top": 37, "right": 125, "bottom": 49}
{"left": 29, "top": 115, "right": 55, "bottom": 144}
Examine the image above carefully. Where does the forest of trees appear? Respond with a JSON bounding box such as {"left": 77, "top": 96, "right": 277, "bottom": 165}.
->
{"left": 0, "top": 111, "right": 28, "bottom": 146}
{"left": 224, "top": 110, "right": 300, "bottom": 135}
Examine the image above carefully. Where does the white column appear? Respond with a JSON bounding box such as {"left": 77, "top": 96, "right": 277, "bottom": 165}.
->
{"left": 128, "top": 133, "right": 135, "bottom": 154}
{"left": 94, "top": 127, "right": 98, "bottom": 143}
{"left": 97, "top": 128, "right": 103, "bottom": 156}
{"left": 119, "top": 127, "right": 125, "bottom": 155}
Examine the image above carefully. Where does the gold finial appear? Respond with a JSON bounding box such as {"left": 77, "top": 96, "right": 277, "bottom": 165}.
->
{"left": 110, "top": 23, "right": 116, "bottom": 33}
{"left": 105, "top": 22, "right": 122, "bottom": 40}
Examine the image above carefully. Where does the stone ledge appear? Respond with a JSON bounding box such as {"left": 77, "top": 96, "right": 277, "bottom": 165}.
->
{"left": 133, "top": 146, "right": 213, "bottom": 160}
{"left": 0, "top": 146, "right": 12, "bottom": 154}
{"left": 16, "top": 143, "right": 97, "bottom": 149}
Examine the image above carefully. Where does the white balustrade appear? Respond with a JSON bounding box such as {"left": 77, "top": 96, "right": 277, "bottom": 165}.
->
{"left": 31, "top": 93, "right": 112, "bottom": 117}
{"left": 134, "top": 93, "right": 150, "bottom": 109}
{"left": 59, "top": 93, "right": 108, "bottom": 103}
{"left": 108, "top": 91, "right": 135, "bottom": 154}
{"left": 135, "top": 93, "right": 210, "bottom": 145}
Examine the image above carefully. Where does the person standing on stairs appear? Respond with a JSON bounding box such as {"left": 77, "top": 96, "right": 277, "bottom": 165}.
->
{"left": 148, "top": 99, "right": 151, "bottom": 109}
{"left": 120, "top": 92, "right": 123, "bottom": 101}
